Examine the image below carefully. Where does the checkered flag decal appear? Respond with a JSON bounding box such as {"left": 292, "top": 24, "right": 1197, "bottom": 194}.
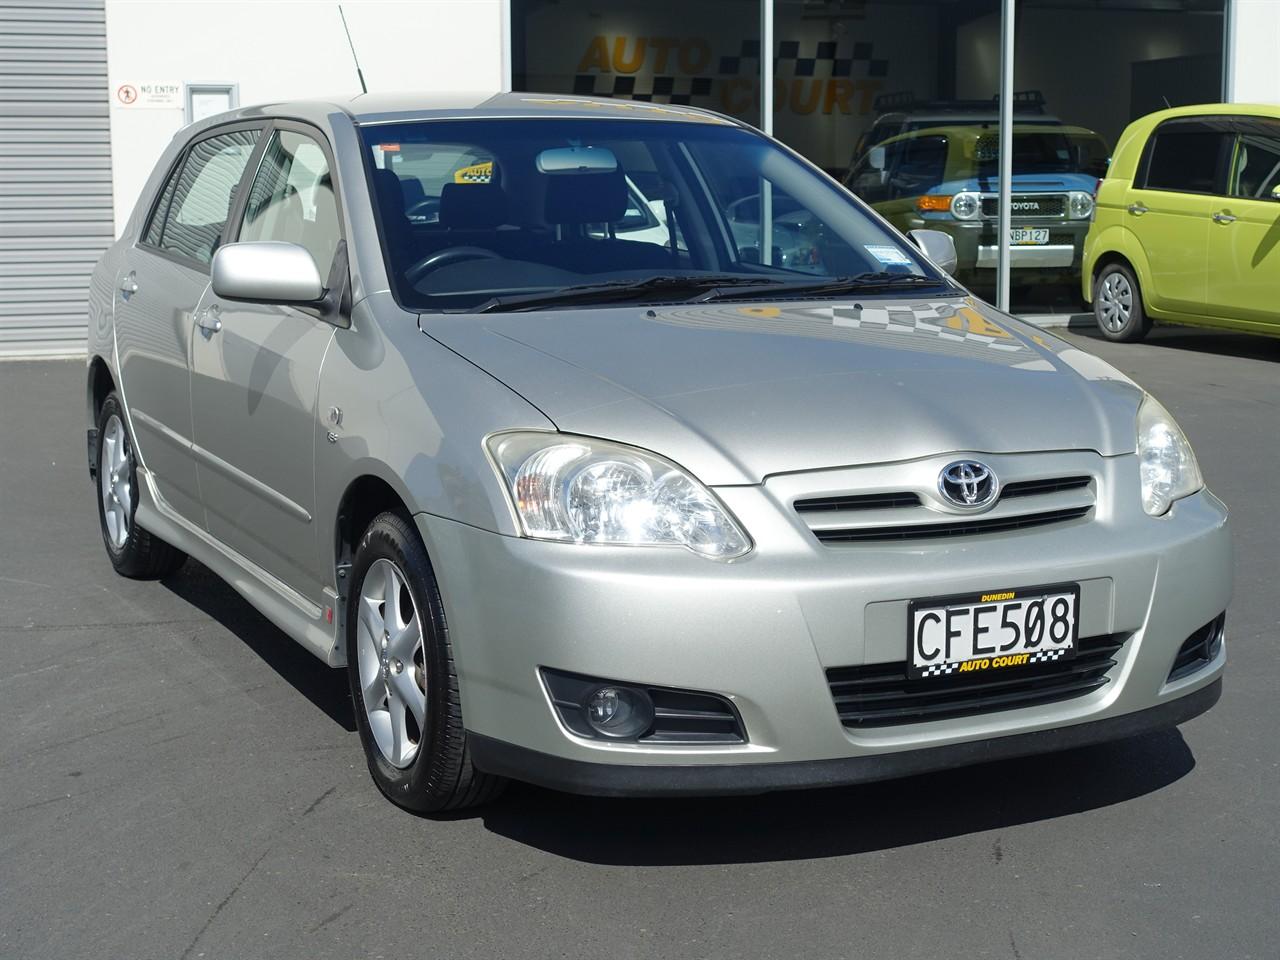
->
{"left": 572, "top": 74, "right": 712, "bottom": 105}
{"left": 573, "top": 23, "right": 888, "bottom": 107}
{"left": 1027, "top": 649, "right": 1069, "bottom": 664}
{"left": 719, "top": 33, "right": 886, "bottom": 80}
{"left": 920, "top": 662, "right": 961, "bottom": 678}
{"left": 832, "top": 302, "right": 1025, "bottom": 352}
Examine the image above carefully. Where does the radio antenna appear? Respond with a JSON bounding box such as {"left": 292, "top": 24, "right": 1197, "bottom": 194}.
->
{"left": 338, "top": 5, "right": 368, "bottom": 95}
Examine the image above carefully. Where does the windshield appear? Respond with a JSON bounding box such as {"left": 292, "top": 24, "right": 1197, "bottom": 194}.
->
{"left": 359, "top": 118, "right": 945, "bottom": 311}
{"left": 970, "top": 130, "right": 1110, "bottom": 179}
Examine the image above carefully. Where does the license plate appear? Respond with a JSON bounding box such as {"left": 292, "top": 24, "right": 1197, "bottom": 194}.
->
{"left": 907, "top": 584, "right": 1079, "bottom": 680}
{"left": 1010, "top": 227, "right": 1049, "bottom": 245}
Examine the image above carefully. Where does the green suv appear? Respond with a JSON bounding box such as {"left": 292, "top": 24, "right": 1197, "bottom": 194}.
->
{"left": 1083, "top": 104, "right": 1280, "bottom": 341}
{"left": 845, "top": 123, "right": 1109, "bottom": 286}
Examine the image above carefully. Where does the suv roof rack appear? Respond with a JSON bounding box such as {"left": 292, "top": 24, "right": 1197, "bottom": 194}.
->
{"left": 873, "top": 89, "right": 1048, "bottom": 114}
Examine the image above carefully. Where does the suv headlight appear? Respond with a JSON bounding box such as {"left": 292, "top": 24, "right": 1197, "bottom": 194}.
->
{"left": 487, "top": 433, "right": 752, "bottom": 559}
{"left": 1137, "top": 396, "right": 1202, "bottom": 516}
{"left": 950, "top": 191, "right": 981, "bottom": 220}
{"left": 1068, "top": 190, "right": 1095, "bottom": 220}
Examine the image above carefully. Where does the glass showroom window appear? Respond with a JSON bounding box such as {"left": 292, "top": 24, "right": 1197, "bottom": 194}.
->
{"left": 510, "top": 0, "right": 1227, "bottom": 316}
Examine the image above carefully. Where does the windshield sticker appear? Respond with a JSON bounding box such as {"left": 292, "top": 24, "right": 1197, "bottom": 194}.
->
{"left": 864, "top": 245, "right": 916, "bottom": 267}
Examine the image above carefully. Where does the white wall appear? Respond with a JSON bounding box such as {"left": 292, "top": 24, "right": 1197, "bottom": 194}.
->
{"left": 104, "top": 0, "right": 504, "bottom": 231}
{"left": 1229, "top": 0, "right": 1280, "bottom": 103}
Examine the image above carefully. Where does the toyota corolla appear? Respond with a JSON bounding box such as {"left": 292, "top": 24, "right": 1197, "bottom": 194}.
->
{"left": 86, "top": 93, "right": 1229, "bottom": 811}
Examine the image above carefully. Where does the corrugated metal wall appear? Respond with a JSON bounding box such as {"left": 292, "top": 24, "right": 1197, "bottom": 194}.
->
{"left": 0, "top": 0, "right": 112, "bottom": 358}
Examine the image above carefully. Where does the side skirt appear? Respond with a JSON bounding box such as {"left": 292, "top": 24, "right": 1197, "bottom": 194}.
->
{"left": 134, "top": 465, "right": 342, "bottom": 667}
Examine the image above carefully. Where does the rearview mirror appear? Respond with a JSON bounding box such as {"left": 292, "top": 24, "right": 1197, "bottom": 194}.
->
{"left": 211, "top": 241, "right": 324, "bottom": 304}
{"left": 907, "top": 228, "right": 958, "bottom": 276}
{"left": 536, "top": 146, "right": 618, "bottom": 175}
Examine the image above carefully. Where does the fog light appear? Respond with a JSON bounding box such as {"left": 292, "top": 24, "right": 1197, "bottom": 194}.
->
{"left": 585, "top": 685, "right": 653, "bottom": 739}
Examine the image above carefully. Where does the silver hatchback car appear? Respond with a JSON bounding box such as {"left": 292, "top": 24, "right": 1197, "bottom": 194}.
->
{"left": 87, "top": 93, "right": 1230, "bottom": 812}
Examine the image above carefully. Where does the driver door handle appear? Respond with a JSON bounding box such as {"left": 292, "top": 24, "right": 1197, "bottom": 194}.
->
{"left": 1127, "top": 203, "right": 1148, "bottom": 216}
{"left": 1212, "top": 211, "right": 1237, "bottom": 224}
{"left": 195, "top": 303, "right": 222, "bottom": 333}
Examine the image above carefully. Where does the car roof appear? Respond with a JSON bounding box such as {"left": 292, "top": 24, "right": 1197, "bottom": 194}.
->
{"left": 877, "top": 123, "right": 1104, "bottom": 145}
{"left": 184, "top": 91, "right": 744, "bottom": 134}
{"left": 1125, "top": 102, "right": 1280, "bottom": 124}
{"left": 881, "top": 112, "right": 1062, "bottom": 125}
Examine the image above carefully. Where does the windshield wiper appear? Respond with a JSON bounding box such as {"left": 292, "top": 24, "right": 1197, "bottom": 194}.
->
{"left": 472, "top": 275, "right": 784, "bottom": 313}
{"left": 690, "top": 272, "right": 948, "bottom": 303}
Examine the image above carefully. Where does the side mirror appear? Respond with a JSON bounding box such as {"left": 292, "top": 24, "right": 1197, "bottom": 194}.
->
{"left": 1271, "top": 184, "right": 1280, "bottom": 201}
{"left": 907, "top": 228, "right": 958, "bottom": 276}
{"left": 211, "top": 241, "right": 324, "bottom": 304}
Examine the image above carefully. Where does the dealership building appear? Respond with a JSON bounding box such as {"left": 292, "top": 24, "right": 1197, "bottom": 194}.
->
{"left": 2, "top": 0, "right": 1277, "bottom": 357}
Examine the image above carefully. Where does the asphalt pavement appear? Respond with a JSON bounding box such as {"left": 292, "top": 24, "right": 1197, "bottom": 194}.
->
{"left": 2, "top": 325, "right": 1277, "bottom": 960}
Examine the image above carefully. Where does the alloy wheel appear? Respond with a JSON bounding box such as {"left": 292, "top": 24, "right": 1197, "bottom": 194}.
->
{"left": 99, "top": 414, "right": 133, "bottom": 548}
{"left": 355, "top": 558, "right": 428, "bottom": 768}
{"left": 1098, "top": 272, "right": 1133, "bottom": 332}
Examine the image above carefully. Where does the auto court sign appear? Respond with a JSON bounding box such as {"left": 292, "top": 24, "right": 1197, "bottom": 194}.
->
{"left": 114, "top": 81, "right": 182, "bottom": 108}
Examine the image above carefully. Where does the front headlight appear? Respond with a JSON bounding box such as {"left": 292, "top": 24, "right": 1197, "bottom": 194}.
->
{"left": 487, "top": 432, "right": 752, "bottom": 559}
{"left": 1137, "top": 396, "right": 1202, "bottom": 516}
{"left": 1068, "top": 190, "right": 1095, "bottom": 220}
{"left": 950, "top": 191, "right": 981, "bottom": 220}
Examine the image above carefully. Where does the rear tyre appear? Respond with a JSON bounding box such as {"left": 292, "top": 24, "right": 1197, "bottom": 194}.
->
{"left": 1093, "top": 262, "right": 1151, "bottom": 342}
{"left": 346, "top": 511, "right": 506, "bottom": 813}
{"left": 95, "top": 393, "right": 187, "bottom": 579}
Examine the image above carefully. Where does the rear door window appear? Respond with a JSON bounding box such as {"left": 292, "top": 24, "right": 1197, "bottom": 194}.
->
{"left": 1141, "top": 121, "right": 1233, "bottom": 195}
{"left": 158, "top": 129, "right": 260, "bottom": 265}
{"left": 142, "top": 158, "right": 183, "bottom": 247}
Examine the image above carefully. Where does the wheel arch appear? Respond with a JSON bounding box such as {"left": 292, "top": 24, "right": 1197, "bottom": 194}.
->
{"left": 333, "top": 470, "right": 418, "bottom": 575}
{"left": 87, "top": 353, "right": 115, "bottom": 426}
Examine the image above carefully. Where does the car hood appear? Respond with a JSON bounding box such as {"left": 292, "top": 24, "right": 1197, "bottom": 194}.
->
{"left": 419, "top": 295, "right": 1144, "bottom": 485}
{"left": 937, "top": 172, "right": 1100, "bottom": 193}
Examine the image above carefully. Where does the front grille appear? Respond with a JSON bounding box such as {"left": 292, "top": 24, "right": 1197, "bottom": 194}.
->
{"left": 1168, "top": 613, "right": 1226, "bottom": 682}
{"left": 981, "top": 194, "right": 1067, "bottom": 219}
{"left": 1000, "top": 476, "right": 1091, "bottom": 499}
{"left": 812, "top": 506, "right": 1090, "bottom": 543}
{"left": 795, "top": 472, "right": 1095, "bottom": 545}
{"left": 795, "top": 491, "right": 923, "bottom": 513}
{"left": 827, "top": 633, "right": 1126, "bottom": 727}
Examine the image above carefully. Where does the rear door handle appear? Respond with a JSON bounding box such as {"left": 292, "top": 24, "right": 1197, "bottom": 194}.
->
{"left": 195, "top": 304, "right": 222, "bottom": 333}
{"left": 120, "top": 271, "right": 138, "bottom": 299}
{"left": 1127, "top": 203, "right": 1148, "bottom": 216}
{"left": 1212, "top": 211, "right": 1237, "bottom": 224}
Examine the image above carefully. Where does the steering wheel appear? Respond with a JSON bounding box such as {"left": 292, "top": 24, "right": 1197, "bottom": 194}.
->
{"left": 405, "top": 197, "right": 440, "bottom": 222}
{"left": 405, "top": 246, "right": 502, "bottom": 286}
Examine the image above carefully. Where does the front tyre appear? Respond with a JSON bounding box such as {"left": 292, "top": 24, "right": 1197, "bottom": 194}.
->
{"left": 95, "top": 393, "right": 186, "bottom": 579}
{"left": 1094, "top": 262, "right": 1151, "bottom": 342}
{"left": 346, "top": 512, "right": 505, "bottom": 812}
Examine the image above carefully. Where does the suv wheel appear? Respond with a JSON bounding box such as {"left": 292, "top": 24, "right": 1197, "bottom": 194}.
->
{"left": 346, "top": 511, "right": 506, "bottom": 813}
{"left": 1094, "top": 263, "right": 1151, "bottom": 342}
{"left": 95, "top": 393, "right": 187, "bottom": 579}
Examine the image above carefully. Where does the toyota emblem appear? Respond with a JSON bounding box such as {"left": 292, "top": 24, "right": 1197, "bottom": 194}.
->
{"left": 938, "top": 460, "right": 998, "bottom": 508}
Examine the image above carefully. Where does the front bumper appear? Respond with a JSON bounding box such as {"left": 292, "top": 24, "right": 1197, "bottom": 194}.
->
{"left": 417, "top": 460, "right": 1229, "bottom": 796}
{"left": 468, "top": 679, "right": 1220, "bottom": 797}
{"left": 904, "top": 217, "right": 1090, "bottom": 275}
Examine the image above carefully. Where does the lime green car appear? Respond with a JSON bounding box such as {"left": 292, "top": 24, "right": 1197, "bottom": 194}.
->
{"left": 1083, "top": 103, "right": 1280, "bottom": 341}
